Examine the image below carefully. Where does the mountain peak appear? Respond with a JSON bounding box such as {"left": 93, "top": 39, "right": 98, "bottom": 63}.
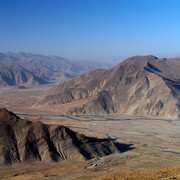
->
{"left": 124, "top": 55, "right": 158, "bottom": 64}
{"left": 0, "top": 108, "right": 19, "bottom": 123}
{"left": 37, "top": 55, "right": 180, "bottom": 119}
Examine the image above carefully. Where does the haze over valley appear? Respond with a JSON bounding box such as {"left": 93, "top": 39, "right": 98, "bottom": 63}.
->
{"left": 0, "top": 52, "right": 112, "bottom": 87}
{"left": 1, "top": 0, "right": 180, "bottom": 179}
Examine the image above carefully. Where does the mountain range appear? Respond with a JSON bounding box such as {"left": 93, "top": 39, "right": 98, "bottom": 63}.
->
{"left": 37, "top": 55, "right": 180, "bottom": 118}
{"left": 0, "top": 52, "right": 112, "bottom": 86}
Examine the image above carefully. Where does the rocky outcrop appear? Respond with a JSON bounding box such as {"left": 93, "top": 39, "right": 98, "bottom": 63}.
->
{"left": 0, "top": 108, "right": 126, "bottom": 165}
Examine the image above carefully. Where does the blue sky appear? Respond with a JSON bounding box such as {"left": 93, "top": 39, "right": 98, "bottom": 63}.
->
{"left": 0, "top": 0, "right": 180, "bottom": 61}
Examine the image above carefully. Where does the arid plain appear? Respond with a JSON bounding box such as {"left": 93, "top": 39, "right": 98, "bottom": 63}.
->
{"left": 0, "top": 85, "right": 179, "bottom": 180}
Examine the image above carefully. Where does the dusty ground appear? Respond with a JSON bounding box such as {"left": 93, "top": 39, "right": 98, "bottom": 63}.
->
{"left": 0, "top": 86, "right": 180, "bottom": 179}
{"left": 97, "top": 167, "right": 180, "bottom": 180}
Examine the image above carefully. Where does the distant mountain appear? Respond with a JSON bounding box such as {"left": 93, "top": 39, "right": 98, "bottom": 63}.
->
{"left": 0, "top": 108, "right": 124, "bottom": 165}
{"left": 0, "top": 52, "right": 112, "bottom": 86}
{"left": 37, "top": 55, "right": 180, "bottom": 119}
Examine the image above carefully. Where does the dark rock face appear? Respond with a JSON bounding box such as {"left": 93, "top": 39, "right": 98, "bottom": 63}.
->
{"left": 96, "top": 91, "right": 115, "bottom": 113}
{"left": 37, "top": 55, "right": 180, "bottom": 118}
{"left": 0, "top": 108, "right": 131, "bottom": 165}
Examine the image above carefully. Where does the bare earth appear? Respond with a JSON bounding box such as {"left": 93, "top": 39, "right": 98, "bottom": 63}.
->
{"left": 0, "top": 86, "right": 180, "bottom": 179}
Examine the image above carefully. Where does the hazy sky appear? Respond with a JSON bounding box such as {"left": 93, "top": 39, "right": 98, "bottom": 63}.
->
{"left": 0, "top": 0, "right": 180, "bottom": 60}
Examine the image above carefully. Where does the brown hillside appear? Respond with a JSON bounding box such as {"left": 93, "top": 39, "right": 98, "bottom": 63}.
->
{"left": 37, "top": 55, "right": 180, "bottom": 118}
{"left": 0, "top": 108, "right": 128, "bottom": 165}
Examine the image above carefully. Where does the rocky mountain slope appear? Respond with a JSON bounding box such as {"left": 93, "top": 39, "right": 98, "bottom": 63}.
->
{"left": 0, "top": 52, "right": 112, "bottom": 86}
{"left": 37, "top": 55, "right": 180, "bottom": 118}
{"left": 0, "top": 108, "right": 124, "bottom": 165}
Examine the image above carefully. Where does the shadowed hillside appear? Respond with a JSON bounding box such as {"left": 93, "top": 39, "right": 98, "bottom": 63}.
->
{"left": 0, "top": 108, "right": 132, "bottom": 165}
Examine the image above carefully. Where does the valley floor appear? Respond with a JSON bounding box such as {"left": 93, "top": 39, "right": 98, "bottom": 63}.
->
{"left": 0, "top": 86, "right": 180, "bottom": 179}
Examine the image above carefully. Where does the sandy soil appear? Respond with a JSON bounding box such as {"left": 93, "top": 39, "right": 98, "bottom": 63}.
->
{"left": 97, "top": 167, "right": 180, "bottom": 180}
